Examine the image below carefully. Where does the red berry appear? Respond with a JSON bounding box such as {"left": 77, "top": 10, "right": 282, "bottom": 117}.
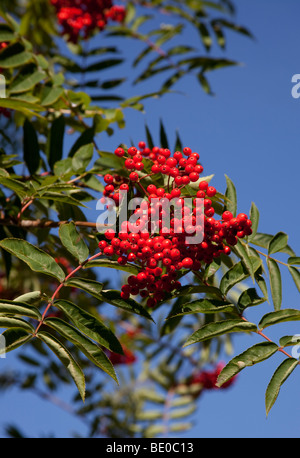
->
{"left": 222, "top": 211, "right": 233, "bottom": 221}
{"left": 206, "top": 186, "right": 216, "bottom": 197}
{"left": 104, "top": 174, "right": 114, "bottom": 184}
{"left": 105, "top": 229, "right": 115, "bottom": 240}
{"left": 183, "top": 147, "right": 192, "bottom": 156}
{"left": 182, "top": 257, "right": 193, "bottom": 269}
{"left": 199, "top": 181, "right": 208, "bottom": 191}
{"left": 189, "top": 172, "right": 200, "bottom": 182}
{"left": 125, "top": 158, "right": 135, "bottom": 170}
{"left": 129, "top": 172, "right": 139, "bottom": 182}
{"left": 114, "top": 147, "right": 125, "bottom": 157}
{"left": 138, "top": 141, "right": 146, "bottom": 150}
{"left": 128, "top": 146, "right": 138, "bottom": 156}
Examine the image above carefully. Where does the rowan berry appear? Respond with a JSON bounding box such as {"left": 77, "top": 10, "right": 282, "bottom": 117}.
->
{"left": 129, "top": 172, "right": 139, "bottom": 182}
{"left": 114, "top": 147, "right": 125, "bottom": 157}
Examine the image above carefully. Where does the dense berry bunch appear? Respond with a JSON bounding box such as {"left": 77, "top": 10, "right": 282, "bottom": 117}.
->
{"left": 99, "top": 142, "right": 252, "bottom": 308}
{"left": 50, "top": 0, "right": 126, "bottom": 42}
{"left": 190, "top": 363, "right": 236, "bottom": 391}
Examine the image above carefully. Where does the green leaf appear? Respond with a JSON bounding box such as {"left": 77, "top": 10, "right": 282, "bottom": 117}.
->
{"left": 220, "top": 257, "right": 262, "bottom": 295}
{"left": 10, "top": 67, "right": 46, "bottom": 94}
{"left": 0, "top": 238, "right": 65, "bottom": 282}
{"left": 0, "top": 42, "right": 32, "bottom": 68}
{"left": 43, "top": 317, "right": 118, "bottom": 382}
{"left": 172, "top": 284, "right": 223, "bottom": 299}
{"left": 54, "top": 299, "right": 123, "bottom": 354}
{"left": 217, "top": 342, "right": 278, "bottom": 387}
{"left": 40, "top": 86, "right": 64, "bottom": 106}
{"left": 64, "top": 277, "right": 104, "bottom": 301}
{"left": 268, "top": 232, "right": 288, "bottom": 255}
{"left": 0, "top": 24, "right": 15, "bottom": 42}
{"left": 259, "top": 309, "right": 300, "bottom": 330}
{"left": 288, "top": 257, "right": 300, "bottom": 266}
{"left": 183, "top": 319, "right": 257, "bottom": 346}
{"left": 167, "top": 298, "right": 236, "bottom": 319}
{"left": 248, "top": 202, "right": 259, "bottom": 241}
{"left": 197, "top": 72, "right": 212, "bottom": 94}
{"left": 52, "top": 158, "right": 73, "bottom": 178}
{"left": 38, "top": 330, "right": 85, "bottom": 402}
{"left": 0, "top": 176, "right": 29, "bottom": 199}
{"left": 99, "top": 290, "right": 154, "bottom": 322}
{"left": 0, "top": 328, "right": 32, "bottom": 354}
{"left": 72, "top": 143, "right": 94, "bottom": 173}
{"left": 265, "top": 358, "right": 299, "bottom": 416}
{"left": 0, "top": 98, "right": 43, "bottom": 115}
{"left": 13, "top": 291, "right": 41, "bottom": 306}
{"left": 46, "top": 115, "right": 65, "bottom": 170}
{"left": 237, "top": 287, "right": 265, "bottom": 312}
{"left": 288, "top": 266, "right": 300, "bottom": 293}
{"left": 84, "top": 259, "right": 140, "bottom": 275}
{"left": 23, "top": 119, "right": 40, "bottom": 175}
{"left": 159, "top": 119, "right": 169, "bottom": 149}
{"left": 254, "top": 266, "right": 269, "bottom": 303}
{"left": 95, "top": 149, "right": 124, "bottom": 170}
{"left": 144, "top": 123, "right": 154, "bottom": 150}
{"left": 267, "top": 257, "right": 282, "bottom": 310}
{"left": 59, "top": 222, "right": 89, "bottom": 264}
{"left": 69, "top": 127, "right": 95, "bottom": 158}
{"left": 38, "top": 192, "right": 87, "bottom": 208}
{"left": 250, "top": 233, "right": 295, "bottom": 256}
{"left": 233, "top": 239, "right": 255, "bottom": 279}
{"left": 0, "top": 299, "right": 42, "bottom": 320}
{"left": 279, "top": 335, "right": 300, "bottom": 348}
{"left": 224, "top": 174, "right": 237, "bottom": 217}
{"left": 0, "top": 316, "right": 34, "bottom": 333}
{"left": 86, "top": 58, "right": 123, "bottom": 73}
{"left": 198, "top": 21, "right": 213, "bottom": 51}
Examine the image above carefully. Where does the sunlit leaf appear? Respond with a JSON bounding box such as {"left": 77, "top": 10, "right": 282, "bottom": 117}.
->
{"left": 0, "top": 238, "right": 65, "bottom": 282}
{"left": 265, "top": 358, "right": 298, "bottom": 416}
{"left": 38, "top": 330, "right": 86, "bottom": 402}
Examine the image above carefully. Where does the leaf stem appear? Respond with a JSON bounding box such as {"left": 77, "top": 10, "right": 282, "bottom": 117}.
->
{"left": 33, "top": 251, "right": 103, "bottom": 337}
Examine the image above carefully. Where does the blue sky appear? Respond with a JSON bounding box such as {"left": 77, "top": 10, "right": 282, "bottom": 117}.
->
{"left": 1, "top": 0, "right": 300, "bottom": 438}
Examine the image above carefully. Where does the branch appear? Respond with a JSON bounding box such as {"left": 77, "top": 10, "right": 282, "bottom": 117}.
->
{"left": 0, "top": 218, "right": 110, "bottom": 230}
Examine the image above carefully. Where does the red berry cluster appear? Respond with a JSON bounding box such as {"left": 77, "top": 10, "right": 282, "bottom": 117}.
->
{"left": 190, "top": 363, "right": 236, "bottom": 391}
{"left": 102, "top": 173, "right": 129, "bottom": 207}
{"left": 106, "top": 345, "right": 136, "bottom": 365}
{"left": 50, "top": 0, "right": 126, "bottom": 42}
{"left": 0, "top": 107, "right": 11, "bottom": 118}
{"left": 55, "top": 256, "right": 73, "bottom": 275}
{"left": 99, "top": 142, "right": 252, "bottom": 308}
